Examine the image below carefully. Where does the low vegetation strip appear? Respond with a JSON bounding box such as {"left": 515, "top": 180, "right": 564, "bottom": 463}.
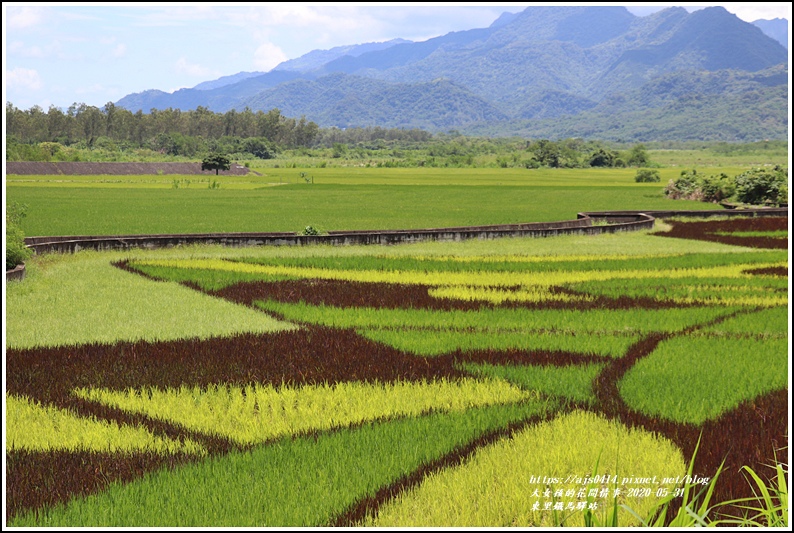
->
{"left": 356, "top": 328, "right": 638, "bottom": 358}
{"left": 132, "top": 257, "right": 784, "bottom": 292}
{"left": 700, "top": 305, "right": 788, "bottom": 335}
{"left": 6, "top": 161, "right": 252, "bottom": 176}
{"left": 5, "top": 251, "right": 292, "bottom": 350}
{"left": 461, "top": 363, "right": 606, "bottom": 405}
{"left": 255, "top": 300, "right": 735, "bottom": 335}
{"left": 237, "top": 250, "right": 784, "bottom": 274}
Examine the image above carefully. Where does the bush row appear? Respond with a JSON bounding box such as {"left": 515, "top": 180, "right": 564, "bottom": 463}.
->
{"left": 6, "top": 202, "right": 31, "bottom": 271}
{"left": 664, "top": 166, "right": 788, "bottom": 205}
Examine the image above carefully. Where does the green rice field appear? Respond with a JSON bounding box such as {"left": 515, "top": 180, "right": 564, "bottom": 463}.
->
{"left": 6, "top": 167, "right": 725, "bottom": 236}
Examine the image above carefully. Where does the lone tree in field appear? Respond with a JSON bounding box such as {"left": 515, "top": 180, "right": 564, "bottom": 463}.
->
{"left": 201, "top": 153, "right": 231, "bottom": 175}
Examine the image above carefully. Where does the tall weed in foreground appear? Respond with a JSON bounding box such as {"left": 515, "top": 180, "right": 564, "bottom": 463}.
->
{"left": 621, "top": 435, "right": 726, "bottom": 527}
{"left": 543, "top": 434, "right": 728, "bottom": 527}
{"left": 710, "top": 448, "right": 788, "bottom": 527}
{"left": 601, "top": 437, "right": 789, "bottom": 527}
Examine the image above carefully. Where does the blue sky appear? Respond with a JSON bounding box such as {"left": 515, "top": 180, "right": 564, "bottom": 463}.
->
{"left": 4, "top": 2, "right": 791, "bottom": 111}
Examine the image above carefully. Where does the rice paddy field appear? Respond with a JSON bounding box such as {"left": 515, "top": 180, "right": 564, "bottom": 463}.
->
{"left": 5, "top": 167, "right": 726, "bottom": 236}
{"left": 4, "top": 212, "right": 789, "bottom": 527}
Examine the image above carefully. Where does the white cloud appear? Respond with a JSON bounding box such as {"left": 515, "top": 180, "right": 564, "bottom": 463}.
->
{"left": 96, "top": 36, "right": 127, "bottom": 59}
{"left": 253, "top": 42, "right": 289, "bottom": 71}
{"left": 9, "top": 41, "right": 26, "bottom": 53}
{"left": 234, "top": 5, "right": 529, "bottom": 55}
{"left": 6, "top": 6, "right": 46, "bottom": 29}
{"left": 719, "top": 3, "right": 792, "bottom": 22}
{"left": 225, "top": 5, "right": 382, "bottom": 46}
{"left": 249, "top": 5, "right": 364, "bottom": 30}
{"left": 7, "top": 40, "right": 67, "bottom": 59}
{"left": 7, "top": 68, "right": 43, "bottom": 91}
{"left": 175, "top": 57, "right": 219, "bottom": 78}
{"left": 130, "top": 5, "right": 222, "bottom": 27}
{"left": 111, "top": 44, "right": 127, "bottom": 58}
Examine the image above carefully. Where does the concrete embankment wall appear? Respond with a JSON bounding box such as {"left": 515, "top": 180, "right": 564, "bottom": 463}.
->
{"left": 21, "top": 208, "right": 788, "bottom": 255}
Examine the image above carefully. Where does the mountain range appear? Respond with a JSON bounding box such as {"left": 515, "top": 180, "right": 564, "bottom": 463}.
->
{"left": 115, "top": 6, "right": 789, "bottom": 141}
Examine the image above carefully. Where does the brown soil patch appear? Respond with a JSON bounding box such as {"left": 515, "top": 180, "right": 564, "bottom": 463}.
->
{"left": 743, "top": 265, "right": 788, "bottom": 276}
{"left": 6, "top": 451, "right": 197, "bottom": 523}
{"left": 656, "top": 216, "right": 788, "bottom": 249}
{"left": 6, "top": 161, "right": 255, "bottom": 176}
{"left": 207, "top": 278, "right": 696, "bottom": 312}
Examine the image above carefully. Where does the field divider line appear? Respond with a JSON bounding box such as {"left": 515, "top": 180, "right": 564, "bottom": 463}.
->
{"left": 329, "top": 406, "right": 568, "bottom": 527}
{"left": 63, "top": 395, "right": 238, "bottom": 456}
{"left": 593, "top": 305, "right": 764, "bottom": 420}
{"left": 587, "top": 305, "right": 783, "bottom": 516}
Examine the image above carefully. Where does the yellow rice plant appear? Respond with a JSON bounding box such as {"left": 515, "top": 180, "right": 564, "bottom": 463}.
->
{"left": 5, "top": 394, "right": 205, "bottom": 455}
{"left": 73, "top": 377, "right": 532, "bottom": 446}
{"left": 428, "top": 286, "right": 594, "bottom": 305}
{"left": 133, "top": 259, "right": 786, "bottom": 292}
{"left": 367, "top": 410, "right": 686, "bottom": 527}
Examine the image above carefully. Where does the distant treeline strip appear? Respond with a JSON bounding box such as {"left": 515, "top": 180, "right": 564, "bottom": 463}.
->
{"left": 6, "top": 101, "right": 432, "bottom": 155}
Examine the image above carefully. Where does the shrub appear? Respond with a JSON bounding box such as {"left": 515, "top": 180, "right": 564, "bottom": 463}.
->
{"left": 6, "top": 202, "right": 32, "bottom": 271}
{"left": 634, "top": 169, "right": 660, "bottom": 183}
{"left": 626, "top": 144, "right": 650, "bottom": 167}
{"left": 243, "top": 138, "right": 274, "bottom": 159}
{"left": 734, "top": 166, "right": 788, "bottom": 206}
{"left": 301, "top": 225, "right": 321, "bottom": 236}
{"left": 664, "top": 169, "right": 701, "bottom": 200}
{"left": 589, "top": 148, "right": 616, "bottom": 167}
{"left": 666, "top": 167, "right": 788, "bottom": 205}
{"left": 664, "top": 169, "right": 733, "bottom": 202}
{"left": 331, "top": 143, "right": 347, "bottom": 158}
{"left": 698, "top": 173, "right": 735, "bottom": 203}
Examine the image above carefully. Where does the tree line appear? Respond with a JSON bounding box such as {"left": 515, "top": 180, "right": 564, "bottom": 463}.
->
{"left": 5, "top": 102, "right": 320, "bottom": 152}
{"left": 7, "top": 101, "right": 655, "bottom": 169}
{"left": 5, "top": 102, "right": 438, "bottom": 156}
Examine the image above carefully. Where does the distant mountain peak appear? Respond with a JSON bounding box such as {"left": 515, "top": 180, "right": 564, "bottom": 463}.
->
{"left": 489, "top": 11, "right": 518, "bottom": 28}
{"left": 752, "top": 17, "right": 789, "bottom": 48}
{"left": 272, "top": 38, "right": 412, "bottom": 73}
{"left": 192, "top": 71, "right": 265, "bottom": 91}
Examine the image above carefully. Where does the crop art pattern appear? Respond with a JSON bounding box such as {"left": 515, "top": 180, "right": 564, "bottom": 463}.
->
{"left": 6, "top": 218, "right": 788, "bottom": 526}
